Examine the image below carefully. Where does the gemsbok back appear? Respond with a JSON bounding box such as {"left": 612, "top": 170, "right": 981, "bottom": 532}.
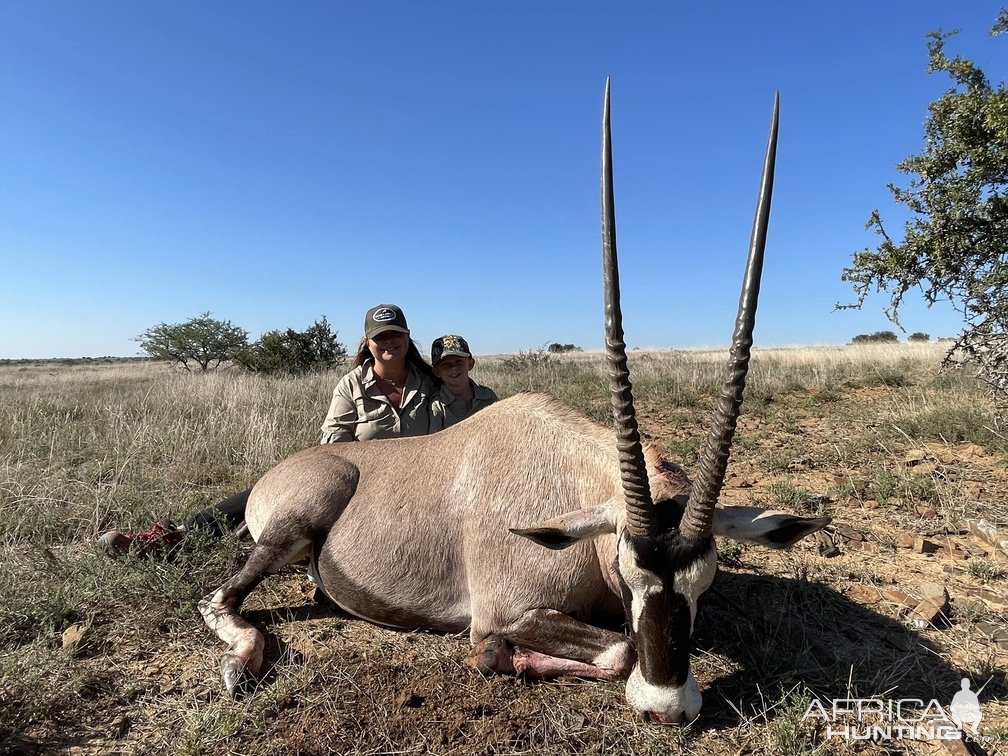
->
{"left": 199, "top": 82, "right": 830, "bottom": 724}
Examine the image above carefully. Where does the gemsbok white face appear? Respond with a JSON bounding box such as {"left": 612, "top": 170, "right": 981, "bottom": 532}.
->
{"left": 616, "top": 511, "right": 717, "bottom": 722}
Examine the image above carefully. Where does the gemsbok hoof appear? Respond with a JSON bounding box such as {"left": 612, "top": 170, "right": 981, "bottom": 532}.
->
{"left": 221, "top": 654, "right": 254, "bottom": 699}
{"left": 466, "top": 637, "right": 516, "bottom": 675}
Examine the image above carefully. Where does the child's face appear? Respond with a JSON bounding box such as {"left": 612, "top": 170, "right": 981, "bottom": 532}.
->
{"left": 433, "top": 355, "right": 475, "bottom": 392}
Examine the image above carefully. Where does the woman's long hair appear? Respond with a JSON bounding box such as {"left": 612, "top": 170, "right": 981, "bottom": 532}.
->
{"left": 352, "top": 337, "right": 437, "bottom": 384}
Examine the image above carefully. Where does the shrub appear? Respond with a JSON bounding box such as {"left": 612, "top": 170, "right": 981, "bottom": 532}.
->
{"left": 851, "top": 330, "right": 899, "bottom": 344}
{"left": 233, "top": 316, "right": 347, "bottom": 375}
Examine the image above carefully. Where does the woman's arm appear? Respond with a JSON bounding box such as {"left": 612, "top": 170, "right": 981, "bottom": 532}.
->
{"left": 319, "top": 375, "right": 359, "bottom": 443}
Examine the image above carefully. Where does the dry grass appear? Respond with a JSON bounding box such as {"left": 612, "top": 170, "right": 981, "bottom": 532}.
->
{"left": 1, "top": 344, "right": 1006, "bottom": 755}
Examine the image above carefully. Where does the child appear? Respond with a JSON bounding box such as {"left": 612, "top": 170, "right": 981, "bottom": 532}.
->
{"left": 429, "top": 334, "right": 498, "bottom": 432}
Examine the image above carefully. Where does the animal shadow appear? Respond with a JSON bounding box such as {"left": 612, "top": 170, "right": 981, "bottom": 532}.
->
{"left": 692, "top": 566, "right": 1001, "bottom": 745}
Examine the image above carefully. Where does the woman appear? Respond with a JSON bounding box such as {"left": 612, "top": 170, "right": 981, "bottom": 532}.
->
{"left": 98, "top": 303, "right": 437, "bottom": 555}
{"left": 320, "top": 303, "right": 436, "bottom": 442}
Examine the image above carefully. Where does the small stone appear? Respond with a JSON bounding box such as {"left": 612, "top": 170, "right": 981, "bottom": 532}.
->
{"left": 958, "top": 443, "right": 986, "bottom": 460}
{"left": 910, "top": 583, "right": 950, "bottom": 628}
{"left": 726, "top": 474, "right": 754, "bottom": 488}
{"left": 862, "top": 499, "right": 880, "bottom": 510}
{"left": 959, "top": 542, "right": 987, "bottom": 558}
{"left": 941, "top": 540, "right": 969, "bottom": 560}
{"left": 914, "top": 536, "right": 939, "bottom": 554}
{"left": 897, "top": 532, "right": 916, "bottom": 549}
{"left": 819, "top": 545, "right": 841, "bottom": 558}
{"left": 967, "top": 519, "right": 993, "bottom": 542}
{"left": 915, "top": 504, "right": 939, "bottom": 519}
{"left": 880, "top": 589, "right": 914, "bottom": 608}
{"left": 963, "top": 481, "right": 984, "bottom": 498}
{"left": 814, "top": 530, "right": 835, "bottom": 547}
{"left": 912, "top": 600, "right": 947, "bottom": 628}
{"left": 941, "top": 736, "right": 974, "bottom": 756}
{"left": 967, "top": 519, "right": 1006, "bottom": 551}
{"left": 61, "top": 624, "right": 84, "bottom": 650}
{"left": 833, "top": 523, "right": 865, "bottom": 543}
{"left": 904, "top": 449, "right": 929, "bottom": 466}
{"left": 916, "top": 582, "right": 948, "bottom": 603}
{"left": 974, "top": 621, "right": 1002, "bottom": 638}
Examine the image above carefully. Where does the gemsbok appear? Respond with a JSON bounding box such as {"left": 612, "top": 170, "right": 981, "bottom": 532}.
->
{"left": 199, "top": 82, "right": 829, "bottom": 724}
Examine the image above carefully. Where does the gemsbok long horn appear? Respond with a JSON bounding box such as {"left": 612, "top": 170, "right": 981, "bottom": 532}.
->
{"left": 679, "top": 92, "right": 780, "bottom": 542}
{"left": 601, "top": 78, "right": 655, "bottom": 539}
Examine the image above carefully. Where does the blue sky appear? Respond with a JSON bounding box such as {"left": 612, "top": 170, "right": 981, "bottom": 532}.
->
{"left": 2, "top": 2, "right": 1006, "bottom": 359}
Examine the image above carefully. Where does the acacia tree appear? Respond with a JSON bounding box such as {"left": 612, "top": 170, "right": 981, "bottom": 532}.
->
{"left": 841, "top": 10, "right": 1008, "bottom": 408}
{"left": 135, "top": 312, "right": 248, "bottom": 371}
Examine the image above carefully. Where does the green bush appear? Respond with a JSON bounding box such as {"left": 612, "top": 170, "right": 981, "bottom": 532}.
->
{"left": 851, "top": 330, "right": 899, "bottom": 344}
{"left": 547, "top": 343, "right": 583, "bottom": 353}
{"left": 233, "top": 316, "right": 347, "bottom": 375}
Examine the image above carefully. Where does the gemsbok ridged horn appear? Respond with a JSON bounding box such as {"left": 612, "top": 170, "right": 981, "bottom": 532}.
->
{"left": 680, "top": 91, "right": 779, "bottom": 541}
{"left": 601, "top": 77, "right": 655, "bottom": 539}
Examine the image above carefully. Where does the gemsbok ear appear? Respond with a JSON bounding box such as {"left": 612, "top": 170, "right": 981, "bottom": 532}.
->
{"left": 510, "top": 504, "right": 617, "bottom": 551}
{"left": 713, "top": 505, "right": 831, "bottom": 549}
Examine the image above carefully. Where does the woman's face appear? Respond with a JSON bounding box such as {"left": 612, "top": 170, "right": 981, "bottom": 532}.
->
{"left": 368, "top": 330, "right": 409, "bottom": 366}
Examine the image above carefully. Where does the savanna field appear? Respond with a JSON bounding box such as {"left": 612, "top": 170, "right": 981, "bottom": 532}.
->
{"left": 1, "top": 343, "right": 1007, "bottom": 756}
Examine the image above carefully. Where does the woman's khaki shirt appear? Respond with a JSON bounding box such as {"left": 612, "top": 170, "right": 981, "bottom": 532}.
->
{"left": 320, "top": 361, "right": 435, "bottom": 443}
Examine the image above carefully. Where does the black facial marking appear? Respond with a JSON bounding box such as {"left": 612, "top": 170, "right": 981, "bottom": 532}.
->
{"left": 617, "top": 511, "right": 714, "bottom": 688}
{"left": 636, "top": 585, "right": 692, "bottom": 686}
{"left": 630, "top": 501, "right": 711, "bottom": 575}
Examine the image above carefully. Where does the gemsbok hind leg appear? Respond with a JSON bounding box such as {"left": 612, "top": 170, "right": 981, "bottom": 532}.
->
{"left": 468, "top": 608, "right": 634, "bottom": 681}
{"left": 199, "top": 531, "right": 313, "bottom": 697}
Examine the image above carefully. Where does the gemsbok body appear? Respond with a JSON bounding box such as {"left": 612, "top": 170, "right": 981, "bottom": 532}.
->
{"left": 199, "top": 83, "right": 829, "bottom": 723}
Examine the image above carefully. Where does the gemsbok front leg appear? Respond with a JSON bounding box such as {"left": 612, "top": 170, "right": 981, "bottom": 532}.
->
{"left": 199, "top": 532, "right": 313, "bottom": 697}
{"left": 467, "top": 608, "right": 634, "bottom": 680}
